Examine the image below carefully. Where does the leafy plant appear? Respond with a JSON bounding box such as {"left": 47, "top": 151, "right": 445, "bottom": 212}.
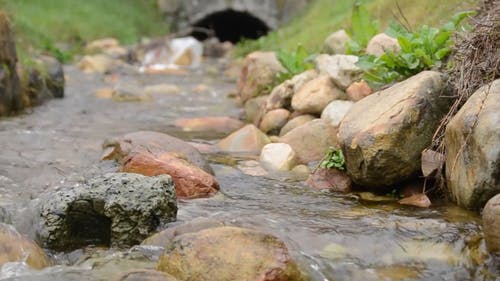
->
{"left": 276, "top": 45, "right": 315, "bottom": 83}
{"left": 356, "top": 11, "right": 475, "bottom": 88}
{"left": 346, "top": 1, "right": 379, "bottom": 55}
{"left": 320, "top": 147, "right": 346, "bottom": 170}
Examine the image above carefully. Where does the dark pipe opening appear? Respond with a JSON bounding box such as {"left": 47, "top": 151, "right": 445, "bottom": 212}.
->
{"left": 190, "top": 9, "right": 270, "bottom": 43}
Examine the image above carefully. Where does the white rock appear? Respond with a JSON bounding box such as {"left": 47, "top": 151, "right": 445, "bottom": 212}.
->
{"left": 260, "top": 143, "right": 297, "bottom": 171}
{"left": 321, "top": 100, "right": 354, "bottom": 127}
{"left": 315, "top": 54, "right": 363, "bottom": 90}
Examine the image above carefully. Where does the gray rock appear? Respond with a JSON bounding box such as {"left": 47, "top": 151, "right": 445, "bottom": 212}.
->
{"left": 324, "top": 29, "right": 350, "bottom": 55}
{"left": 37, "top": 55, "right": 65, "bottom": 98}
{"left": 445, "top": 79, "right": 500, "bottom": 209}
{"left": 36, "top": 173, "right": 177, "bottom": 250}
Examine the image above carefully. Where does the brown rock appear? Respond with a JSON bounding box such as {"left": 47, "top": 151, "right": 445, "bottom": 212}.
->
{"left": 77, "top": 54, "right": 118, "bottom": 74}
{"left": 0, "top": 223, "right": 51, "bottom": 270}
{"left": 366, "top": 33, "right": 401, "bottom": 57}
{"left": 398, "top": 194, "right": 431, "bottom": 208}
{"left": 122, "top": 149, "right": 219, "bottom": 199}
{"left": 483, "top": 194, "right": 500, "bottom": 255}
{"left": 280, "top": 119, "right": 338, "bottom": 164}
{"left": 156, "top": 226, "right": 304, "bottom": 281}
{"left": 114, "top": 270, "right": 178, "bottom": 281}
{"left": 265, "top": 70, "right": 318, "bottom": 111}
{"left": 95, "top": 88, "right": 114, "bottom": 99}
{"left": 279, "top": 114, "right": 316, "bottom": 137}
{"left": 346, "top": 80, "right": 372, "bottom": 102}
{"left": 307, "top": 168, "right": 352, "bottom": 192}
{"left": 102, "top": 131, "right": 213, "bottom": 175}
{"left": 259, "top": 109, "right": 291, "bottom": 134}
{"left": 85, "top": 37, "right": 119, "bottom": 53}
{"left": 291, "top": 75, "right": 345, "bottom": 114}
{"left": 217, "top": 124, "right": 271, "bottom": 153}
{"left": 244, "top": 95, "right": 268, "bottom": 124}
{"left": 174, "top": 116, "right": 245, "bottom": 134}
{"left": 237, "top": 52, "right": 284, "bottom": 103}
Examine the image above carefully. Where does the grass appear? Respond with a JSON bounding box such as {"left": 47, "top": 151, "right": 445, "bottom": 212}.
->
{"left": 0, "top": 0, "right": 170, "bottom": 62}
{"left": 235, "top": 0, "right": 477, "bottom": 56}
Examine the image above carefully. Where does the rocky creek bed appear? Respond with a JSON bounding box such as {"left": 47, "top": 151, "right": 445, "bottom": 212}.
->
{"left": 0, "top": 59, "right": 499, "bottom": 281}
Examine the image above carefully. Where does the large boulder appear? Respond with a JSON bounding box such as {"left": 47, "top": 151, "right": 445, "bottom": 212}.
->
{"left": 102, "top": 131, "right": 213, "bottom": 175}
{"left": 0, "top": 223, "right": 51, "bottom": 269}
{"left": 315, "top": 54, "right": 363, "bottom": 90}
{"left": 237, "top": 52, "right": 284, "bottom": 103}
{"left": 445, "top": 79, "right": 500, "bottom": 209}
{"left": 0, "top": 11, "right": 23, "bottom": 116}
{"left": 122, "top": 149, "right": 219, "bottom": 199}
{"left": 291, "top": 75, "right": 345, "bottom": 114}
{"left": 338, "top": 71, "right": 449, "bottom": 187}
{"left": 265, "top": 70, "right": 318, "bottom": 111}
{"left": 217, "top": 124, "right": 271, "bottom": 154}
{"left": 483, "top": 194, "right": 500, "bottom": 255}
{"left": 324, "top": 29, "right": 350, "bottom": 55}
{"left": 36, "top": 173, "right": 177, "bottom": 250}
{"left": 280, "top": 119, "right": 338, "bottom": 164}
{"left": 156, "top": 226, "right": 304, "bottom": 281}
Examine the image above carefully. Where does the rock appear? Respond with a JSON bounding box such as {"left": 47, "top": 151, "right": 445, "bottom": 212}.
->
{"left": 112, "top": 83, "right": 152, "bottom": 102}
{"left": 142, "top": 218, "right": 224, "bottom": 246}
{"left": 324, "top": 29, "right": 350, "bottom": 55}
{"left": 174, "top": 116, "right": 244, "bottom": 134}
{"left": 483, "top": 194, "right": 500, "bottom": 255}
{"left": 280, "top": 119, "right": 338, "bottom": 164}
{"left": 102, "top": 131, "right": 213, "bottom": 175}
{"left": 114, "top": 270, "right": 179, "bottom": 281}
{"left": 398, "top": 193, "right": 431, "bottom": 208}
{"left": 291, "top": 165, "right": 310, "bottom": 181}
{"left": 338, "top": 71, "right": 449, "bottom": 187}
{"left": 244, "top": 95, "right": 268, "bottom": 124}
{"left": 85, "top": 38, "right": 120, "bottom": 53}
{"left": 279, "top": 114, "right": 316, "bottom": 137}
{"left": 156, "top": 226, "right": 304, "bottom": 281}
{"left": 291, "top": 75, "right": 345, "bottom": 114}
{"left": 144, "top": 84, "right": 181, "bottom": 95}
{"left": 35, "top": 55, "right": 65, "bottom": 98}
{"left": 0, "top": 11, "right": 23, "bottom": 116}
{"left": 265, "top": 70, "right": 318, "bottom": 111}
{"left": 36, "top": 173, "right": 177, "bottom": 250}
{"left": 321, "top": 100, "right": 354, "bottom": 127}
{"left": 217, "top": 124, "right": 271, "bottom": 153}
{"left": 77, "top": 54, "right": 119, "bottom": 74}
{"left": 237, "top": 160, "right": 268, "bottom": 177}
{"left": 421, "top": 149, "right": 445, "bottom": 177}
{"left": 445, "top": 79, "right": 500, "bottom": 210}
{"left": 366, "top": 33, "right": 401, "bottom": 57}
{"left": 346, "top": 80, "right": 372, "bottom": 102}
{"left": 121, "top": 149, "right": 219, "bottom": 199}
{"left": 260, "top": 143, "right": 297, "bottom": 171}
{"left": 315, "top": 54, "right": 363, "bottom": 90}
{"left": 95, "top": 87, "right": 114, "bottom": 99}
{"left": 192, "top": 84, "right": 211, "bottom": 94}
{"left": 306, "top": 168, "right": 352, "bottom": 192}
{"left": 237, "top": 51, "right": 284, "bottom": 103}
{"left": 0, "top": 223, "right": 51, "bottom": 269}
{"left": 259, "top": 109, "right": 291, "bottom": 134}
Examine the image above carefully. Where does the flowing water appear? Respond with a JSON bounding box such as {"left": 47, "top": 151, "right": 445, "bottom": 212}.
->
{"left": 0, "top": 60, "right": 498, "bottom": 281}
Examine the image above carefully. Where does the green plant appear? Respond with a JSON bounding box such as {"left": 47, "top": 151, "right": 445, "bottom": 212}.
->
{"left": 276, "top": 45, "right": 315, "bottom": 83}
{"left": 346, "top": 1, "right": 380, "bottom": 55}
{"left": 356, "top": 11, "right": 474, "bottom": 88}
{"left": 320, "top": 147, "right": 346, "bottom": 170}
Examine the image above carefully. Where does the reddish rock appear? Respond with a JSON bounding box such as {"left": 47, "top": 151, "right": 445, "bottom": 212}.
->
{"left": 122, "top": 149, "right": 219, "bottom": 199}
{"left": 174, "top": 116, "right": 245, "bottom": 134}
{"left": 346, "top": 80, "right": 372, "bottom": 102}
{"left": 307, "top": 168, "right": 352, "bottom": 192}
{"left": 398, "top": 194, "right": 431, "bottom": 208}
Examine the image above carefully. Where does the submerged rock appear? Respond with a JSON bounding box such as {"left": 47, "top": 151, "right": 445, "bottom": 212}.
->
{"left": 306, "top": 168, "right": 352, "bottom": 192}
{"left": 483, "top": 194, "right": 500, "bottom": 255}
{"left": 156, "top": 226, "right": 304, "bottom": 281}
{"left": 445, "top": 79, "right": 500, "bottom": 210}
{"left": 115, "top": 270, "right": 179, "bottom": 281}
{"left": 338, "top": 71, "right": 449, "bottom": 187}
{"left": 237, "top": 51, "right": 284, "bottom": 103}
{"left": 122, "top": 149, "right": 219, "bottom": 199}
{"left": 102, "top": 131, "right": 213, "bottom": 175}
{"left": 36, "top": 173, "right": 177, "bottom": 250}
{"left": 0, "top": 223, "right": 51, "bottom": 270}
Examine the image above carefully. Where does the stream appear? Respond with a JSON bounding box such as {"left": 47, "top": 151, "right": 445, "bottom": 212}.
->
{"left": 0, "top": 60, "right": 498, "bottom": 281}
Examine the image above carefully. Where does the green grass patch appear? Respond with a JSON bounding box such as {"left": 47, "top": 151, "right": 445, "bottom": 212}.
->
{"left": 0, "top": 0, "right": 169, "bottom": 62}
{"left": 235, "top": 0, "right": 476, "bottom": 56}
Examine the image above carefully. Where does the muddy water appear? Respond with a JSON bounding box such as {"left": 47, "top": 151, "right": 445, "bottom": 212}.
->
{"left": 0, "top": 61, "right": 498, "bottom": 281}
